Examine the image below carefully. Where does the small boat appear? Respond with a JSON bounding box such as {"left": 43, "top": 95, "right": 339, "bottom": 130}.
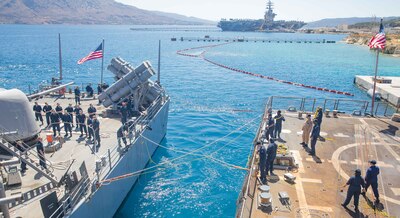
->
{"left": 367, "top": 88, "right": 382, "bottom": 100}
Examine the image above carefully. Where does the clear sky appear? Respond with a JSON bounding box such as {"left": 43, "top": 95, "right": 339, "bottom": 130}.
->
{"left": 116, "top": 0, "right": 399, "bottom": 22}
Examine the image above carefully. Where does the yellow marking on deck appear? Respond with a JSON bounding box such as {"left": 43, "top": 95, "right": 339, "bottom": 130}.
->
{"left": 391, "top": 188, "right": 400, "bottom": 196}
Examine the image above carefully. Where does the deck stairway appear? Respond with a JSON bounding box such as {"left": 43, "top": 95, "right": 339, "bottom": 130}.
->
{"left": 0, "top": 129, "right": 58, "bottom": 185}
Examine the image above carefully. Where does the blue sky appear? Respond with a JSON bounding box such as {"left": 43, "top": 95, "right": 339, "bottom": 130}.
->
{"left": 116, "top": 0, "right": 399, "bottom": 22}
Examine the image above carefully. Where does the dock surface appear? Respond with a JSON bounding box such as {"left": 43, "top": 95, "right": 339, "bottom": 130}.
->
{"left": 240, "top": 108, "right": 400, "bottom": 217}
{"left": 355, "top": 75, "right": 400, "bottom": 107}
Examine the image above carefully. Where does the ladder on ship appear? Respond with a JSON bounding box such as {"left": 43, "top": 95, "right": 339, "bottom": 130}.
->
{"left": 0, "top": 137, "right": 58, "bottom": 185}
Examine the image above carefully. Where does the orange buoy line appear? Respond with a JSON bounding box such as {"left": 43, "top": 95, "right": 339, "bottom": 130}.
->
{"left": 176, "top": 43, "right": 354, "bottom": 97}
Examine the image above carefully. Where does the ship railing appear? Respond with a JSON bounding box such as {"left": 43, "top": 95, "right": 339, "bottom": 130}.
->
{"left": 96, "top": 94, "right": 167, "bottom": 180}
{"left": 266, "top": 96, "right": 399, "bottom": 117}
{"left": 49, "top": 175, "right": 92, "bottom": 218}
{"left": 0, "top": 124, "right": 57, "bottom": 179}
{"left": 236, "top": 98, "right": 270, "bottom": 218}
{"left": 236, "top": 96, "right": 399, "bottom": 217}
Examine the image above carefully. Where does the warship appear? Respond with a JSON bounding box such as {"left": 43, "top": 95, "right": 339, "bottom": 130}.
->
{"left": 218, "top": 0, "right": 306, "bottom": 32}
{"left": 236, "top": 96, "right": 400, "bottom": 217}
{"left": 0, "top": 55, "right": 169, "bottom": 217}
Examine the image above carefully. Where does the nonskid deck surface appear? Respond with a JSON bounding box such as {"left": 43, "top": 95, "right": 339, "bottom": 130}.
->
{"left": 249, "top": 111, "right": 400, "bottom": 217}
{"left": 8, "top": 93, "right": 126, "bottom": 218}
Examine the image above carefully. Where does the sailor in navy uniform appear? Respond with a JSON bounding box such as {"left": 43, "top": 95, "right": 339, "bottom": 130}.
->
{"left": 258, "top": 142, "right": 267, "bottom": 184}
{"left": 88, "top": 104, "right": 97, "bottom": 118}
{"left": 92, "top": 116, "right": 101, "bottom": 151}
{"left": 364, "top": 160, "right": 380, "bottom": 203}
{"left": 43, "top": 102, "right": 52, "bottom": 127}
{"left": 55, "top": 103, "right": 63, "bottom": 117}
{"left": 65, "top": 103, "right": 75, "bottom": 127}
{"left": 341, "top": 169, "right": 365, "bottom": 212}
{"left": 266, "top": 138, "right": 277, "bottom": 176}
{"left": 33, "top": 102, "right": 43, "bottom": 125}
{"left": 50, "top": 109, "right": 61, "bottom": 136}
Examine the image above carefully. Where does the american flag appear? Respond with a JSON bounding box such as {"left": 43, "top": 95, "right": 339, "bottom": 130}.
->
{"left": 77, "top": 43, "right": 103, "bottom": 64}
{"left": 368, "top": 20, "right": 386, "bottom": 50}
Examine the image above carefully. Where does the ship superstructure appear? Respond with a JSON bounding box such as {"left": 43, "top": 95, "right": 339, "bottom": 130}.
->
{"left": 0, "top": 58, "right": 169, "bottom": 218}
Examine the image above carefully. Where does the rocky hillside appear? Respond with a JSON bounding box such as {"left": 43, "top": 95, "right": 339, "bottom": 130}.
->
{"left": 345, "top": 33, "right": 400, "bottom": 56}
{"left": 0, "top": 0, "right": 212, "bottom": 25}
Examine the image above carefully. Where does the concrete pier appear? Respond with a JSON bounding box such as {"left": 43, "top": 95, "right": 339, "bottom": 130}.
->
{"left": 355, "top": 75, "right": 400, "bottom": 107}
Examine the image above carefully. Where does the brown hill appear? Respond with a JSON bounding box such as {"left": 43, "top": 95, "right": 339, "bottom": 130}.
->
{"left": 0, "top": 0, "right": 212, "bottom": 25}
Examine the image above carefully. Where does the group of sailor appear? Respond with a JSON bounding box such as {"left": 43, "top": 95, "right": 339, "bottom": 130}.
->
{"left": 341, "top": 160, "right": 381, "bottom": 213}
{"left": 258, "top": 107, "right": 382, "bottom": 214}
{"left": 33, "top": 101, "right": 101, "bottom": 149}
{"left": 300, "top": 107, "right": 323, "bottom": 156}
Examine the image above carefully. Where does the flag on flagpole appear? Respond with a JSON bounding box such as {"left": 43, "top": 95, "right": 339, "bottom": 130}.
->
{"left": 368, "top": 20, "right": 386, "bottom": 50}
{"left": 77, "top": 43, "right": 103, "bottom": 64}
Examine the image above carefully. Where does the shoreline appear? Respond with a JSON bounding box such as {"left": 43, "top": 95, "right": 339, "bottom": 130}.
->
{"left": 343, "top": 33, "right": 400, "bottom": 57}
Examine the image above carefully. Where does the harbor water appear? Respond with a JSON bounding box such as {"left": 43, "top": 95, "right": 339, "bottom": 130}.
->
{"left": 1, "top": 25, "right": 400, "bottom": 217}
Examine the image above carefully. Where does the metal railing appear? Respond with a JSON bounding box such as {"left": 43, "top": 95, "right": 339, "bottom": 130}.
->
{"left": 265, "top": 96, "right": 399, "bottom": 117}
{"left": 236, "top": 96, "right": 399, "bottom": 218}
{"left": 48, "top": 94, "right": 168, "bottom": 218}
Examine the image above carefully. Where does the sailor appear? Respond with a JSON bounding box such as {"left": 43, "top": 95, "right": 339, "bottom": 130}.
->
{"left": 74, "top": 105, "right": 81, "bottom": 130}
{"left": 16, "top": 141, "right": 27, "bottom": 174}
{"left": 55, "top": 103, "right": 63, "bottom": 117}
{"left": 364, "top": 160, "right": 380, "bottom": 203}
{"left": 74, "top": 86, "right": 81, "bottom": 105}
{"left": 62, "top": 110, "right": 73, "bottom": 137}
{"left": 273, "top": 110, "right": 285, "bottom": 139}
{"left": 77, "top": 110, "right": 88, "bottom": 137}
{"left": 87, "top": 116, "right": 94, "bottom": 141}
{"left": 65, "top": 103, "right": 74, "bottom": 127}
{"left": 300, "top": 114, "right": 313, "bottom": 147}
{"left": 43, "top": 102, "right": 52, "bottom": 127}
{"left": 314, "top": 107, "right": 323, "bottom": 138}
{"left": 86, "top": 84, "right": 94, "bottom": 97}
{"left": 119, "top": 102, "right": 129, "bottom": 124}
{"left": 265, "top": 113, "right": 275, "bottom": 140}
{"left": 33, "top": 102, "right": 44, "bottom": 125}
{"left": 50, "top": 109, "right": 61, "bottom": 137}
{"left": 258, "top": 142, "right": 267, "bottom": 184}
{"left": 266, "top": 138, "right": 277, "bottom": 176}
{"left": 117, "top": 124, "right": 128, "bottom": 147}
{"left": 88, "top": 104, "right": 97, "bottom": 118}
{"left": 92, "top": 115, "right": 101, "bottom": 150}
{"left": 309, "top": 119, "right": 320, "bottom": 156}
{"left": 36, "top": 137, "right": 46, "bottom": 169}
{"left": 97, "top": 84, "right": 103, "bottom": 95}
{"left": 341, "top": 169, "right": 365, "bottom": 212}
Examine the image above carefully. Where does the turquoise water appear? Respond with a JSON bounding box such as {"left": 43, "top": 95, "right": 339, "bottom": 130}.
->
{"left": 1, "top": 25, "right": 400, "bottom": 217}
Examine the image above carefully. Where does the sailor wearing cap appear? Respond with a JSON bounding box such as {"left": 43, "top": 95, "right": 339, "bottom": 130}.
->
{"left": 341, "top": 169, "right": 366, "bottom": 212}
{"left": 364, "top": 160, "right": 380, "bottom": 203}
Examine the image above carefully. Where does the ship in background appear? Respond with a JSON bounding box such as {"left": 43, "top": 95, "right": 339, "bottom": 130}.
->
{"left": 218, "top": 0, "right": 306, "bottom": 32}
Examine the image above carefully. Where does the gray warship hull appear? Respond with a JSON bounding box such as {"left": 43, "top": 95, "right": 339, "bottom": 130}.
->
{"left": 70, "top": 99, "right": 169, "bottom": 218}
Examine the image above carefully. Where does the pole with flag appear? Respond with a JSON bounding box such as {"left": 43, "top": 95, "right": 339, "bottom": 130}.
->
{"left": 368, "top": 18, "right": 386, "bottom": 116}
{"left": 77, "top": 41, "right": 104, "bottom": 84}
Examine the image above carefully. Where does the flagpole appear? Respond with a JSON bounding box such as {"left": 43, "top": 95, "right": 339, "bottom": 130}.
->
{"left": 157, "top": 40, "right": 161, "bottom": 85}
{"left": 58, "top": 33, "right": 63, "bottom": 81}
{"left": 370, "top": 48, "right": 380, "bottom": 116}
{"left": 101, "top": 39, "right": 105, "bottom": 85}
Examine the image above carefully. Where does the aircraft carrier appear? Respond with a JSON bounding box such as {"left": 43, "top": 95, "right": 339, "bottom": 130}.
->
{"left": 0, "top": 58, "right": 169, "bottom": 217}
{"left": 218, "top": 1, "right": 306, "bottom": 32}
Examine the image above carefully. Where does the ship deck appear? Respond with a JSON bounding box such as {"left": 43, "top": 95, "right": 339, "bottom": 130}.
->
{"left": 243, "top": 110, "right": 400, "bottom": 217}
{"left": 7, "top": 93, "right": 125, "bottom": 218}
